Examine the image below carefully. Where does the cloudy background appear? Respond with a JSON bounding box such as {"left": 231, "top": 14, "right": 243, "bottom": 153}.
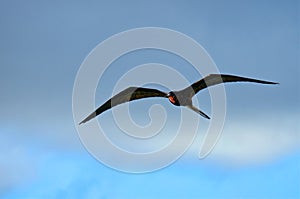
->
{"left": 0, "top": 0, "right": 299, "bottom": 198}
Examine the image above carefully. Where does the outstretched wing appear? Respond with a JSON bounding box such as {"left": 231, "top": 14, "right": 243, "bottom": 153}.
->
{"left": 79, "top": 87, "right": 167, "bottom": 124}
{"left": 182, "top": 74, "right": 278, "bottom": 97}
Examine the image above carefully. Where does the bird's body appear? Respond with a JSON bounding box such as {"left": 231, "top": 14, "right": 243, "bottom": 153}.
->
{"left": 79, "top": 74, "right": 278, "bottom": 124}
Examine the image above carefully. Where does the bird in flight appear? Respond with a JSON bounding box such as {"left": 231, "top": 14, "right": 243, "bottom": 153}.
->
{"left": 79, "top": 74, "right": 278, "bottom": 124}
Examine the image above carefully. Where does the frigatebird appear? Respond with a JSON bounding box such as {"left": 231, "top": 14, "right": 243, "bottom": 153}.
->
{"left": 79, "top": 74, "right": 278, "bottom": 124}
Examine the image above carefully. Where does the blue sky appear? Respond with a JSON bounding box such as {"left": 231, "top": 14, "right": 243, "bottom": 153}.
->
{"left": 0, "top": 0, "right": 299, "bottom": 198}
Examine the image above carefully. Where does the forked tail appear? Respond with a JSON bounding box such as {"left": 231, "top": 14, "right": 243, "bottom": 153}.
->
{"left": 187, "top": 105, "right": 210, "bottom": 119}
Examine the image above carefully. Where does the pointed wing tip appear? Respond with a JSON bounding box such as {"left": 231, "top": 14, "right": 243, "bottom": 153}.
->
{"left": 265, "top": 81, "right": 279, "bottom": 85}
{"left": 78, "top": 112, "right": 97, "bottom": 125}
{"left": 78, "top": 116, "right": 92, "bottom": 125}
{"left": 79, "top": 119, "right": 87, "bottom": 125}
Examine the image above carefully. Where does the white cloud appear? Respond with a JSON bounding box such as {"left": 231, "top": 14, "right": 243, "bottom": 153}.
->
{"left": 0, "top": 135, "right": 36, "bottom": 196}
{"left": 193, "top": 112, "right": 300, "bottom": 165}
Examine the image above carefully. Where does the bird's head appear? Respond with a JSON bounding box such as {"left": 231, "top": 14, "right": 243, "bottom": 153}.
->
{"left": 167, "top": 92, "right": 180, "bottom": 106}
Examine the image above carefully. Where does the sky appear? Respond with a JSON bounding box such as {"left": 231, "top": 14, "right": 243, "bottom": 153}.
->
{"left": 0, "top": 0, "right": 299, "bottom": 198}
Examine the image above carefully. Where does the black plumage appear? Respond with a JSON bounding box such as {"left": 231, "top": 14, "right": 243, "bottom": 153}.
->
{"left": 79, "top": 74, "right": 278, "bottom": 124}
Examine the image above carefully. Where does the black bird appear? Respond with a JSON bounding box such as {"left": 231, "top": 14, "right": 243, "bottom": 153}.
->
{"left": 79, "top": 74, "right": 278, "bottom": 124}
